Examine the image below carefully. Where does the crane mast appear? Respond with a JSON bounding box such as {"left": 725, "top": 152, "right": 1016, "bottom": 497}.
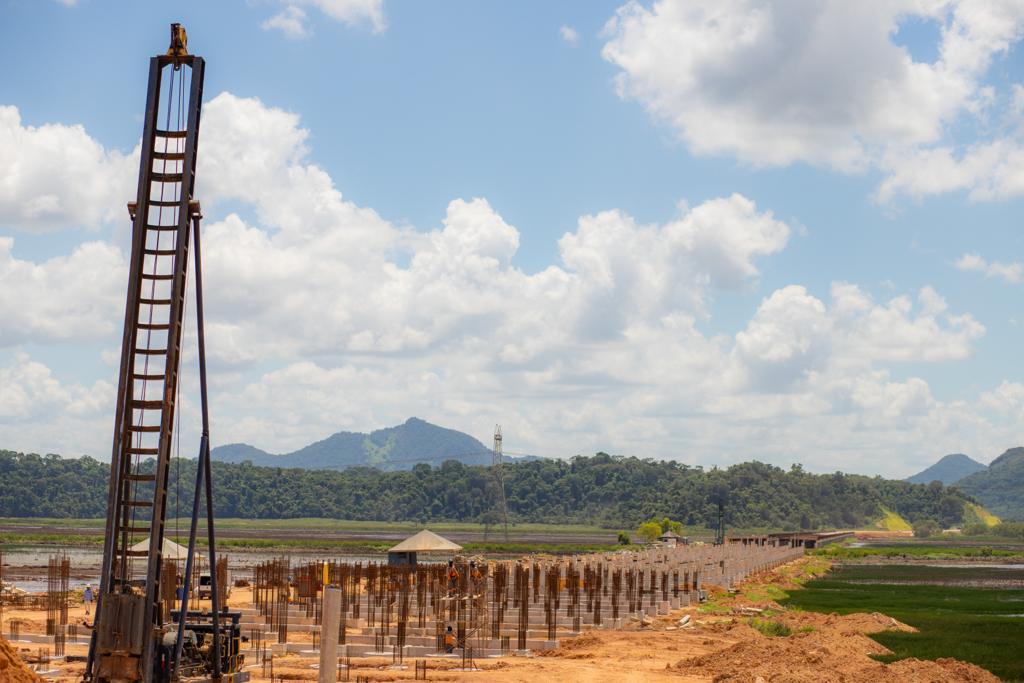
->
{"left": 85, "top": 24, "right": 246, "bottom": 683}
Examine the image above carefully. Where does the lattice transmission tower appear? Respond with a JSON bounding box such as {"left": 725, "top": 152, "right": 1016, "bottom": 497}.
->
{"left": 492, "top": 425, "right": 510, "bottom": 542}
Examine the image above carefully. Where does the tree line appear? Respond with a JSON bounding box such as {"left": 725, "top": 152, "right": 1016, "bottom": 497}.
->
{"left": 0, "top": 449, "right": 975, "bottom": 530}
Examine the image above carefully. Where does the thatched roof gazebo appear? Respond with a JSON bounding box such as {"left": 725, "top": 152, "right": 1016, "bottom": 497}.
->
{"left": 129, "top": 537, "right": 203, "bottom": 562}
{"left": 387, "top": 529, "right": 462, "bottom": 566}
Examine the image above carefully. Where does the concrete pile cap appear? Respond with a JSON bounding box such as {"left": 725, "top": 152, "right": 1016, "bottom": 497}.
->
{"left": 388, "top": 529, "right": 463, "bottom": 553}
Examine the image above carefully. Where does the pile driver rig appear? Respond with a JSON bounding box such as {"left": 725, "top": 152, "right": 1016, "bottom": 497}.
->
{"left": 84, "top": 24, "right": 248, "bottom": 683}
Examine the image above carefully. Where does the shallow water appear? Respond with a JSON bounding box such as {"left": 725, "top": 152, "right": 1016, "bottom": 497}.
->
{"left": 0, "top": 544, "right": 384, "bottom": 591}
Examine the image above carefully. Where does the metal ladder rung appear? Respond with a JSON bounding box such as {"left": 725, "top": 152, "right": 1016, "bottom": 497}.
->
{"left": 155, "top": 129, "right": 188, "bottom": 138}
{"left": 126, "top": 500, "right": 153, "bottom": 507}
{"left": 139, "top": 298, "right": 172, "bottom": 306}
{"left": 145, "top": 224, "right": 180, "bottom": 232}
{"left": 151, "top": 172, "right": 183, "bottom": 182}
{"left": 152, "top": 151, "right": 186, "bottom": 161}
{"left": 126, "top": 447, "right": 158, "bottom": 455}
{"left": 137, "top": 323, "right": 170, "bottom": 331}
{"left": 124, "top": 473, "right": 156, "bottom": 482}
{"left": 148, "top": 200, "right": 181, "bottom": 208}
{"left": 124, "top": 550, "right": 151, "bottom": 557}
{"left": 141, "top": 273, "right": 174, "bottom": 281}
{"left": 128, "top": 424, "right": 161, "bottom": 432}
{"left": 135, "top": 348, "right": 168, "bottom": 356}
{"left": 144, "top": 248, "right": 177, "bottom": 256}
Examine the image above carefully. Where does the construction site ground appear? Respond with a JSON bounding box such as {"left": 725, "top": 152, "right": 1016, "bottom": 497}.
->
{"left": 0, "top": 556, "right": 1004, "bottom": 682}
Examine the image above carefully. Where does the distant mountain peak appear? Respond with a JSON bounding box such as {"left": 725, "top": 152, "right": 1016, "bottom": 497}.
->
{"left": 212, "top": 418, "right": 498, "bottom": 472}
{"left": 906, "top": 453, "right": 986, "bottom": 486}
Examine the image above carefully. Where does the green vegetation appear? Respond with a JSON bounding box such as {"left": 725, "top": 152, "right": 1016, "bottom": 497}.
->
{"left": 875, "top": 507, "right": 912, "bottom": 531}
{"left": 741, "top": 584, "right": 789, "bottom": 603}
{"left": 0, "top": 516, "right": 610, "bottom": 534}
{"left": 0, "top": 530, "right": 620, "bottom": 554}
{"left": 911, "top": 517, "right": 941, "bottom": 537}
{"left": 813, "top": 543, "right": 1021, "bottom": 560}
{"left": 749, "top": 618, "right": 792, "bottom": 637}
{"left": 0, "top": 533, "right": 104, "bottom": 546}
{"left": 782, "top": 565, "right": 1024, "bottom": 682}
{"left": 963, "top": 502, "right": 1001, "bottom": 528}
{"left": 697, "top": 595, "right": 732, "bottom": 614}
{"left": 956, "top": 447, "right": 1024, "bottom": 520}
{"left": 809, "top": 563, "right": 1024, "bottom": 584}
{"left": 0, "top": 449, "right": 980, "bottom": 530}
{"left": 636, "top": 517, "right": 683, "bottom": 542}
{"left": 637, "top": 521, "right": 662, "bottom": 542}
{"left": 962, "top": 521, "right": 1024, "bottom": 541}
{"left": 795, "top": 556, "right": 831, "bottom": 582}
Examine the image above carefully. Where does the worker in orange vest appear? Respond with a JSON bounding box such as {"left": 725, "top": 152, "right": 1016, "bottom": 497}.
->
{"left": 447, "top": 560, "right": 460, "bottom": 596}
{"left": 469, "top": 560, "right": 483, "bottom": 595}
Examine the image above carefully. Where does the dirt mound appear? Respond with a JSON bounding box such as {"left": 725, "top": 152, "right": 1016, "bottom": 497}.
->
{"left": 672, "top": 612, "right": 997, "bottom": 683}
{"left": 887, "top": 658, "right": 1000, "bottom": 683}
{"left": 537, "top": 631, "right": 603, "bottom": 657}
{"left": 0, "top": 635, "right": 42, "bottom": 683}
{"left": 826, "top": 611, "right": 915, "bottom": 633}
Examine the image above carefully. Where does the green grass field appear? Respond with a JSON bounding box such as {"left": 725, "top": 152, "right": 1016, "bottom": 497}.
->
{"left": 0, "top": 516, "right": 611, "bottom": 534}
{"left": 814, "top": 543, "right": 1023, "bottom": 560}
{"left": 782, "top": 564, "right": 1024, "bottom": 682}
{"left": 0, "top": 517, "right": 632, "bottom": 553}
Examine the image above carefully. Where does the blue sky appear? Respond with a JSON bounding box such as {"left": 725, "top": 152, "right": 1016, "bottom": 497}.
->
{"left": 1, "top": 0, "right": 1022, "bottom": 477}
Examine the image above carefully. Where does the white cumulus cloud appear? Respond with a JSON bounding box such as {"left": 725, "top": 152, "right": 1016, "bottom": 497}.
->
{"left": 262, "top": 0, "right": 386, "bottom": 37}
{"left": 0, "top": 91, "right": 1010, "bottom": 477}
{"left": 0, "top": 105, "right": 137, "bottom": 232}
{"left": 0, "top": 354, "right": 113, "bottom": 457}
{"left": 0, "top": 237, "right": 126, "bottom": 346}
{"left": 560, "top": 25, "right": 580, "bottom": 46}
{"left": 262, "top": 6, "right": 311, "bottom": 40}
{"left": 602, "top": 0, "right": 1024, "bottom": 200}
{"left": 954, "top": 252, "right": 1023, "bottom": 283}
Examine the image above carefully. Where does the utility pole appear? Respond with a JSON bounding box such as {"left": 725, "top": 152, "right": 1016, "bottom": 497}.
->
{"left": 715, "top": 502, "right": 726, "bottom": 546}
{"left": 493, "top": 425, "right": 510, "bottom": 542}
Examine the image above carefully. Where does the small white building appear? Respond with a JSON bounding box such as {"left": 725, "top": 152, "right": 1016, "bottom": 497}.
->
{"left": 657, "top": 530, "right": 686, "bottom": 548}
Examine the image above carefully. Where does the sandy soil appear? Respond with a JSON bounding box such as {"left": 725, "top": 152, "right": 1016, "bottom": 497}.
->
{"left": 5, "top": 558, "right": 1000, "bottom": 683}
{"left": 0, "top": 633, "right": 43, "bottom": 683}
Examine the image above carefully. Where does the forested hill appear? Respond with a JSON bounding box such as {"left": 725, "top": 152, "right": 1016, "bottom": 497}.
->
{"left": 956, "top": 448, "right": 1024, "bottom": 520}
{"left": 211, "top": 417, "right": 498, "bottom": 471}
{"left": 0, "top": 450, "right": 977, "bottom": 530}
